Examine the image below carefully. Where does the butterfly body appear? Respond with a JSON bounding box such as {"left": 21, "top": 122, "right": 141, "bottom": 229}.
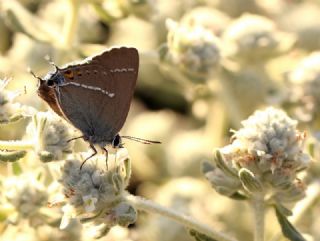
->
{"left": 37, "top": 47, "right": 139, "bottom": 149}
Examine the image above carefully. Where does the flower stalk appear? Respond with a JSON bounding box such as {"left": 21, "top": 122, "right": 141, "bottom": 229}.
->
{"left": 0, "top": 140, "right": 34, "bottom": 151}
{"left": 125, "top": 194, "right": 238, "bottom": 241}
{"left": 216, "top": 75, "right": 243, "bottom": 128}
{"left": 252, "top": 195, "right": 265, "bottom": 241}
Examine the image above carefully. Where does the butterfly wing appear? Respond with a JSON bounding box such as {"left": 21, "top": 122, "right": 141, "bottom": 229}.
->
{"left": 55, "top": 47, "right": 139, "bottom": 144}
{"left": 37, "top": 79, "right": 65, "bottom": 117}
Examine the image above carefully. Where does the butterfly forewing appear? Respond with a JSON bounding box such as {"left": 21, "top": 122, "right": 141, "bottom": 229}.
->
{"left": 55, "top": 47, "right": 139, "bottom": 144}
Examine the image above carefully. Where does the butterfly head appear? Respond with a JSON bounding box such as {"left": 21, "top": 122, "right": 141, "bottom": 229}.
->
{"left": 29, "top": 64, "right": 64, "bottom": 87}
{"left": 43, "top": 69, "right": 65, "bottom": 87}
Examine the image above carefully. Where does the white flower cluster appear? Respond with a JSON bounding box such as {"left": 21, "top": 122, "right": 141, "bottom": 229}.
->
{"left": 0, "top": 173, "right": 48, "bottom": 225}
{"left": 0, "top": 78, "right": 29, "bottom": 124}
{"left": 223, "top": 107, "right": 310, "bottom": 173}
{"left": 58, "top": 154, "right": 135, "bottom": 238}
{"left": 166, "top": 19, "right": 221, "bottom": 79}
{"left": 222, "top": 14, "right": 295, "bottom": 62}
{"left": 26, "top": 112, "right": 74, "bottom": 162}
{"left": 203, "top": 107, "right": 310, "bottom": 203}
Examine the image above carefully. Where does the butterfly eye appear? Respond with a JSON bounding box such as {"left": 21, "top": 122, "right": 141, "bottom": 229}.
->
{"left": 47, "top": 79, "right": 54, "bottom": 86}
{"left": 112, "top": 134, "right": 122, "bottom": 148}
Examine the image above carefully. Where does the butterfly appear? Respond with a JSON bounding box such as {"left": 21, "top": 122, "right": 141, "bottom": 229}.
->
{"left": 32, "top": 47, "right": 159, "bottom": 168}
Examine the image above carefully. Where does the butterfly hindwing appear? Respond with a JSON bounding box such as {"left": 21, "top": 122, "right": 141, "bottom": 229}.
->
{"left": 53, "top": 47, "right": 139, "bottom": 144}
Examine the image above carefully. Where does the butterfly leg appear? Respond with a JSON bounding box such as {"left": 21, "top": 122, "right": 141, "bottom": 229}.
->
{"left": 67, "top": 135, "right": 85, "bottom": 143}
{"left": 102, "top": 147, "right": 109, "bottom": 170}
{"left": 80, "top": 143, "right": 97, "bottom": 170}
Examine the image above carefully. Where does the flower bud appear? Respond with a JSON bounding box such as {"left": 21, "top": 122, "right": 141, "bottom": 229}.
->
{"left": 58, "top": 153, "right": 136, "bottom": 237}
{"left": 203, "top": 160, "right": 241, "bottom": 196}
{"left": 0, "top": 78, "right": 30, "bottom": 124}
{"left": 1, "top": 173, "right": 49, "bottom": 226}
{"left": 25, "top": 112, "right": 74, "bottom": 162}
{"left": 222, "top": 14, "right": 295, "bottom": 63}
{"left": 165, "top": 19, "right": 221, "bottom": 80}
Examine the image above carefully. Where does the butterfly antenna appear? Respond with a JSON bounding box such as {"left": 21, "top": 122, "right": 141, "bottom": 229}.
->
{"left": 45, "top": 55, "right": 60, "bottom": 71}
{"left": 121, "top": 136, "right": 161, "bottom": 145}
{"left": 28, "top": 68, "right": 44, "bottom": 85}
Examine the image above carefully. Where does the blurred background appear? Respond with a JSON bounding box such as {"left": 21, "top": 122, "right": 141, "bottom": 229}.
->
{"left": 0, "top": 0, "right": 320, "bottom": 240}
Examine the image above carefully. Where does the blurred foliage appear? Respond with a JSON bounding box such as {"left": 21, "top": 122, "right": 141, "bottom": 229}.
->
{"left": 0, "top": 0, "right": 320, "bottom": 240}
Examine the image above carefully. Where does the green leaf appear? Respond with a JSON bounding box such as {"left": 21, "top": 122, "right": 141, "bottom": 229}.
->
{"left": 189, "top": 229, "right": 218, "bottom": 241}
{"left": 0, "top": 150, "right": 26, "bottom": 162}
{"left": 275, "top": 206, "right": 306, "bottom": 241}
{"left": 274, "top": 203, "right": 293, "bottom": 216}
{"left": 12, "top": 162, "right": 22, "bottom": 175}
{"left": 38, "top": 151, "right": 54, "bottom": 162}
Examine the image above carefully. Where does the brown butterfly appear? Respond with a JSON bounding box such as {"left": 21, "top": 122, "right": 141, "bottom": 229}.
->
{"left": 32, "top": 47, "right": 159, "bottom": 168}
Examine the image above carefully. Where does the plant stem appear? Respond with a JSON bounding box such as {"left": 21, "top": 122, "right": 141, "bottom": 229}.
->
{"left": 62, "top": 0, "right": 79, "bottom": 48}
{"left": 205, "top": 95, "right": 226, "bottom": 148}
{"left": 125, "top": 194, "right": 238, "bottom": 241}
{"left": 0, "top": 140, "right": 34, "bottom": 151}
{"left": 216, "top": 73, "right": 243, "bottom": 128}
{"left": 252, "top": 195, "right": 265, "bottom": 241}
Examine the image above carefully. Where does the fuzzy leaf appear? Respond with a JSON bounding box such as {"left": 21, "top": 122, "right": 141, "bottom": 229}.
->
{"left": 123, "top": 157, "right": 132, "bottom": 186}
{"left": 275, "top": 206, "right": 306, "bottom": 241}
{"left": 201, "top": 160, "right": 215, "bottom": 176}
{"left": 112, "top": 173, "right": 123, "bottom": 194}
{"left": 213, "top": 149, "right": 238, "bottom": 178}
{"left": 239, "top": 168, "right": 263, "bottom": 193}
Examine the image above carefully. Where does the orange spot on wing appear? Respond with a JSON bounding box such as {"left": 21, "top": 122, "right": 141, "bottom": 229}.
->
{"left": 64, "top": 70, "right": 74, "bottom": 79}
{"left": 76, "top": 71, "right": 82, "bottom": 76}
